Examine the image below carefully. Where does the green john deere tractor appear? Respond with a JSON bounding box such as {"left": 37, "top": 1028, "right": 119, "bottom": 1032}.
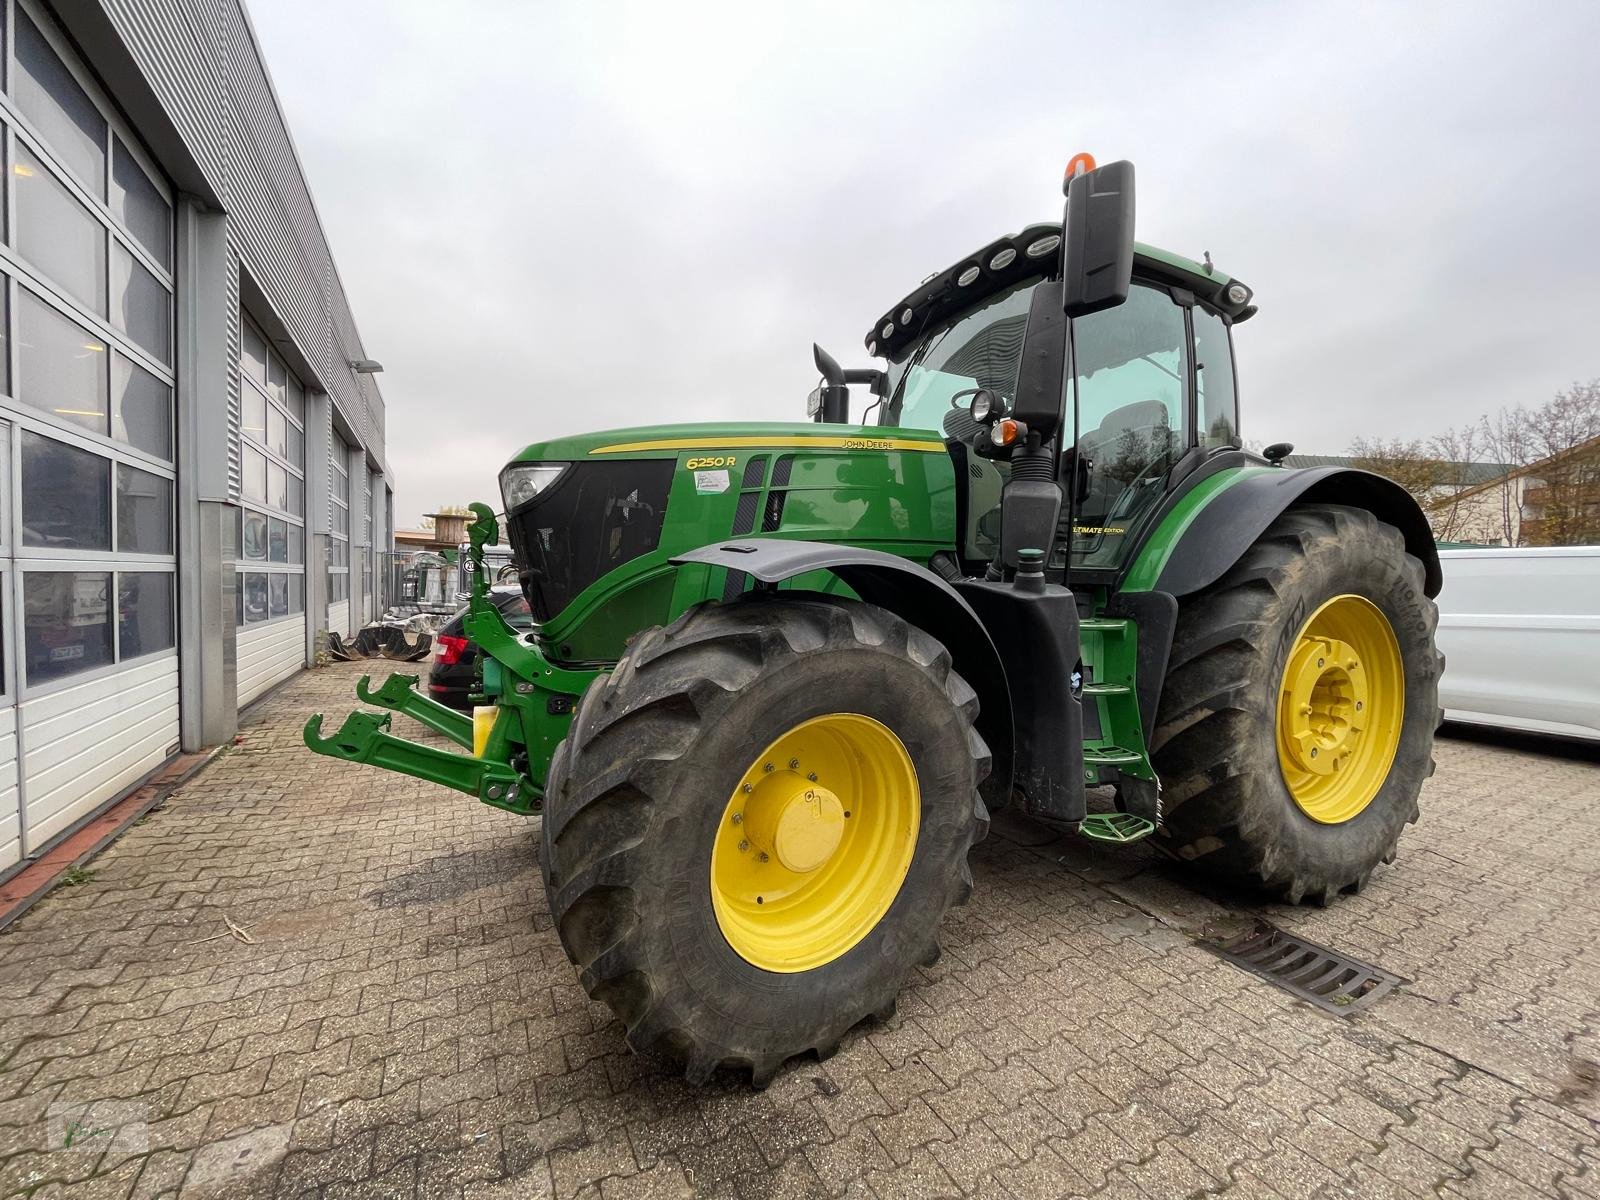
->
{"left": 307, "top": 156, "right": 1441, "bottom": 1086}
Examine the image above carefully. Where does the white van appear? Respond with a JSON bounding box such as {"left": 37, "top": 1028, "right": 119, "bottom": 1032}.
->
{"left": 1435, "top": 546, "right": 1600, "bottom": 742}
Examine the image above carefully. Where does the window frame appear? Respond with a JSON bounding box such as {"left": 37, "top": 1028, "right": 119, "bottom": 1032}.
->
{"left": 1063, "top": 276, "right": 1196, "bottom": 580}
{"left": 1191, "top": 301, "right": 1242, "bottom": 451}
{"left": 327, "top": 435, "right": 351, "bottom": 607}
{"left": 234, "top": 313, "right": 308, "bottom": 630}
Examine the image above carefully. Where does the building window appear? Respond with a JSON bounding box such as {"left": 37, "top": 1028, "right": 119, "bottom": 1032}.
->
{"left": 235, "top": 316, "right": 306, "bottom": 626}
{"left": 18, "top": 291, "right": 109, "bottom": 436}
{"left": 21, "top": 430, "right": 111, "bottom": 549}
{"left": 328, "top": 435, "right": 351, "bottom": 605}
{"left": 24, "top": 571, "right": 111, "bottom": 685}
{"left": 13, "top": 7, "right": 106, "bottom": 195}
{"left": 14, "top": 142, "right": 106, "bottom": 315}
{"left": 2, "top": 1, "right": 177, "bottom": 692}
{"left": 110, "top": 137, "right": 171, "bottom": 270}
{"left": 22, "top": 567, "right": 175, "bottom": 685}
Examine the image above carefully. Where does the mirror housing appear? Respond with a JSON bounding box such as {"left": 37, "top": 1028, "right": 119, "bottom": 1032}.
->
{"left": 1011, "top": 280, "right": 1069, "bottom": 440}
{"left": 1062, "top": 160, "right": 1136, "bottom": 318}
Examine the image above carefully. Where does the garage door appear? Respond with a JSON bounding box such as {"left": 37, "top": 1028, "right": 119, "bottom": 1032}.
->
{"left": 235, "top": 315, "right": 309, "bottom": 706}
{"left": 0, "top": 4, "right": 179, "bottom": 864}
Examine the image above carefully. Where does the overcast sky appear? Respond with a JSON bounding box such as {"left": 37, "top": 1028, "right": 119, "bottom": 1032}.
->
{"left": 249, "top": 1, "right": 1600, "bottom": 528}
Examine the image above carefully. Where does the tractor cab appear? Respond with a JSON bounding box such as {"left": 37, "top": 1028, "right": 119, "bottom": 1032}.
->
{"left": 834, "top": 165, "right": 1258, "bottom": 586}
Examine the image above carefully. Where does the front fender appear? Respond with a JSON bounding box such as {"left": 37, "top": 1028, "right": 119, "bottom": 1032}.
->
{"left": 672, "top": 539, "right": 1015, "bottom": 807}
{"left": 1148, "top": 466, "right": 1442, "bottom": 599}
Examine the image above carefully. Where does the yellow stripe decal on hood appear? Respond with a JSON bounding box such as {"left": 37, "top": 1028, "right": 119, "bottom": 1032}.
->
{"left": 589, "top": 435, "right": 945, "bottom": 455}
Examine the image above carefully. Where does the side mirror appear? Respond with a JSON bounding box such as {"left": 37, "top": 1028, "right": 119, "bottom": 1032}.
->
{"left": 1062, "top": 160, "right": 1136, "bottom": 318}
{"left": 1011, "top": 280, "right": 1069, "bottom": 439}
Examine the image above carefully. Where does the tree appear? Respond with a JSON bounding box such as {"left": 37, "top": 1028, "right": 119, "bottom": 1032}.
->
{"left": 1475, "top": 405, "right": 1532, "bottom": 545}
{"left": 1519, "top": 381, "right": 1600, "bottom": 546}
{"left": 1348, "top": 437, "right": 1449, "bottom": 506}
{"left": 1423, "top": 424, "right": 1490, "bottom": 542}
{"left": 1342, "top": 381, "right": 1600, "bottom": 547}
{"left": 1347, "top": 433, "right": 1507, "bottom": 543}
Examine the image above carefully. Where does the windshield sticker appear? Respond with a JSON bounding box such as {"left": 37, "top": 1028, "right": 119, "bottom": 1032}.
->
{"left": 694, "top": 469, "right": 731, "bottom": 495}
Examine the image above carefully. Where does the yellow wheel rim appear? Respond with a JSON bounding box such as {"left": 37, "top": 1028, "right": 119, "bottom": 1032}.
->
{"left": 1276, "top": 594, "right": 1405, "bottom": 824}
{"left": 710, "top": 714, "right": 919, "bottom": 972}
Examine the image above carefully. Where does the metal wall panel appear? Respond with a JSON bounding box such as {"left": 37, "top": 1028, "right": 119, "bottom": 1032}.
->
{"left": 236, "top": 615, "right": 302, "bottom": 706}
{"left": 0, "top": 711, "right": 17, "bottom": 872}
{"left": 100, "top": 0, "right": 230, "bottom": 193}
{"left": 19, "top": 654, "right": 181, "bottom": 850}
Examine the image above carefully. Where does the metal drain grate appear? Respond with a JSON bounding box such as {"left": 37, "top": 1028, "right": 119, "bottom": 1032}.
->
{"left": 1210, "top": 922, "right": 1403, "bottom": 1015}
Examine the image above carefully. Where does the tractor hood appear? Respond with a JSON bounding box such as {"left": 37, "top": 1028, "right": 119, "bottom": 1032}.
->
{"left": 503, "top": 421, "right": 943, "bottom": 466}
{"left": 496, "top": 421, "right": 956, "bottom": 636}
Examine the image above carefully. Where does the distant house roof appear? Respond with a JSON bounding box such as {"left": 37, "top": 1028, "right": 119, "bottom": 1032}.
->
{"left": 1283, "top": 454, "right": 1512, "bottom": 487}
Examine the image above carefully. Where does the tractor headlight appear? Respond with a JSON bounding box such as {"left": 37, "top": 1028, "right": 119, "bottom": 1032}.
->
{"left": 500, "top": 463, "right": 568, "bottom": 511}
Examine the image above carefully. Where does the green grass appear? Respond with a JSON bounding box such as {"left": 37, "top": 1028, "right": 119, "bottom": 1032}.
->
{"left": 59, "top": 866, "right": 96, "bottom": 887}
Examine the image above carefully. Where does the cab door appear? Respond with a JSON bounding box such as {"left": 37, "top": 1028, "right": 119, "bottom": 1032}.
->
{"left": 1065, "top": 281, "right": 1192, "bottom": 574}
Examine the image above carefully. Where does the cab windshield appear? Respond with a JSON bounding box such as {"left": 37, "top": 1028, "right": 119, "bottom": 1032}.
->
{"left": 878, "top": 279, "right": 1040, "bottom": 564}
{"left": 879, "top": 279, "right": 1040, "bottom": 435}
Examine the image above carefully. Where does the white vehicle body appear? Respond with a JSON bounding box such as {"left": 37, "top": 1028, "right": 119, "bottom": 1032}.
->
{"left": 1435, "top": 545, "right": 1600, "bottom": 742}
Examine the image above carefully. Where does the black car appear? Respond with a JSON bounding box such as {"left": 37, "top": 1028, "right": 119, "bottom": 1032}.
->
{"left": 427, "top": 585, "right": 534, "bottom": 710}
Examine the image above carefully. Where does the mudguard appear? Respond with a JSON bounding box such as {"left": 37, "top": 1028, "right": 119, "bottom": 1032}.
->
{"left": 672, "top": 539, "right": 1017, "bottom": 808}
{"left": 1154, "top": 466, "right": 1443, "bottom": 599}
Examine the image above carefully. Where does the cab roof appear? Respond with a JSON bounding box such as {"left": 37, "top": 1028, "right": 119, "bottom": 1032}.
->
{"left": 866, "top": 223, "right": 1255, "bottom": 362}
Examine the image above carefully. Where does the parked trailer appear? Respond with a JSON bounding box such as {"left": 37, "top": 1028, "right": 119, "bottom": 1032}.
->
{"left": 1436, "top": 546, "right": 1600, "bottom": 742}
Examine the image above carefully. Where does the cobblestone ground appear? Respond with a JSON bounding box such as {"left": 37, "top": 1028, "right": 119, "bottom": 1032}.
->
{"left": 1, "top": 659, "right": 1597, "bottom": 1199}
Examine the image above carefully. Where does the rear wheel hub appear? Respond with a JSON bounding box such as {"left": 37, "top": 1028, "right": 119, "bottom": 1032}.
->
{"left": 1276, "top": 594, "right": 1405, "bottom": 825}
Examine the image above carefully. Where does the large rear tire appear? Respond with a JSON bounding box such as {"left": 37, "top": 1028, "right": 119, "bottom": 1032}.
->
{"left": 1150, "top": 503, "right": 1441, "bottom": 903}
{"left": 542, "top": 595, "right": 989, "bottom": 1086}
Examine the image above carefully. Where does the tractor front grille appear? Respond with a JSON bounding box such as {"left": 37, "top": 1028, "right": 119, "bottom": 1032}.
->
{"left": 505, "top": 460, "right": 674, "bottom": 621}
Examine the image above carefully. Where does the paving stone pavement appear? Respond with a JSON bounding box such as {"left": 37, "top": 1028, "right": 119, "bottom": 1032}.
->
{"left": 1, "top": 659, "right": 1597, "bottom": 1199}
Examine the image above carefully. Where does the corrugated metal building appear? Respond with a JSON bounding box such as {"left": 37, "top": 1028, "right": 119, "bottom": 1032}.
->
{"left": 0, "top": 0, "right": 395, "bottom": 876}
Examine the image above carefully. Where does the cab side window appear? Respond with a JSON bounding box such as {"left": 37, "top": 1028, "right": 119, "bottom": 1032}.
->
{"left": 1068, "top": 284, "right": 1188, "bottom": 568}
{"left": 1193, "top": 307, "right": 1239, "bottom": 449}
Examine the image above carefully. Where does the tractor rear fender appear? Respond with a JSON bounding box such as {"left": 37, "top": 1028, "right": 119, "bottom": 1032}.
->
{"left": 672, "top": 539, "right": 1017, "bottom": 809}
{"left": 1149, "top": 466, "right": 1443, "bottom": 600}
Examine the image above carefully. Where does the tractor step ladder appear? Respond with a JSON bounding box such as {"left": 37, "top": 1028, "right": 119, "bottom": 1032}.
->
{"left": 1081, "top": 681, "right": 1132, "bottom": 697}
{"left": 1077, "top": 812, "right": 1157, "bottom": 844}
{"left": 1082, "top": 746, "right": 1145, "bottom": 767}
{"left": 1078, "top": 615, "right": 1156, "bottom": 784}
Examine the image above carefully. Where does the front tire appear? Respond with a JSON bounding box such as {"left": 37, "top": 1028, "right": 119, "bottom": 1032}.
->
{"left": 542, "top": 595, "right": 989, "bottom": 1086}
{"left": 1151, "top": 503, "right": 1441, "bottom": 903}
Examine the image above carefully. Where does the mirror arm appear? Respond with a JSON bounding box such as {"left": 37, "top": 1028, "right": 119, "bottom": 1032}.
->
{"left": 842, "top": 368, "right": 887, "bottom": 398}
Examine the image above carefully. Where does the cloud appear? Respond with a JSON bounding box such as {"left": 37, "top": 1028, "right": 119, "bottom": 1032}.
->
{"left": 250, "top": 0, "right": 1600, "bottom": 525}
